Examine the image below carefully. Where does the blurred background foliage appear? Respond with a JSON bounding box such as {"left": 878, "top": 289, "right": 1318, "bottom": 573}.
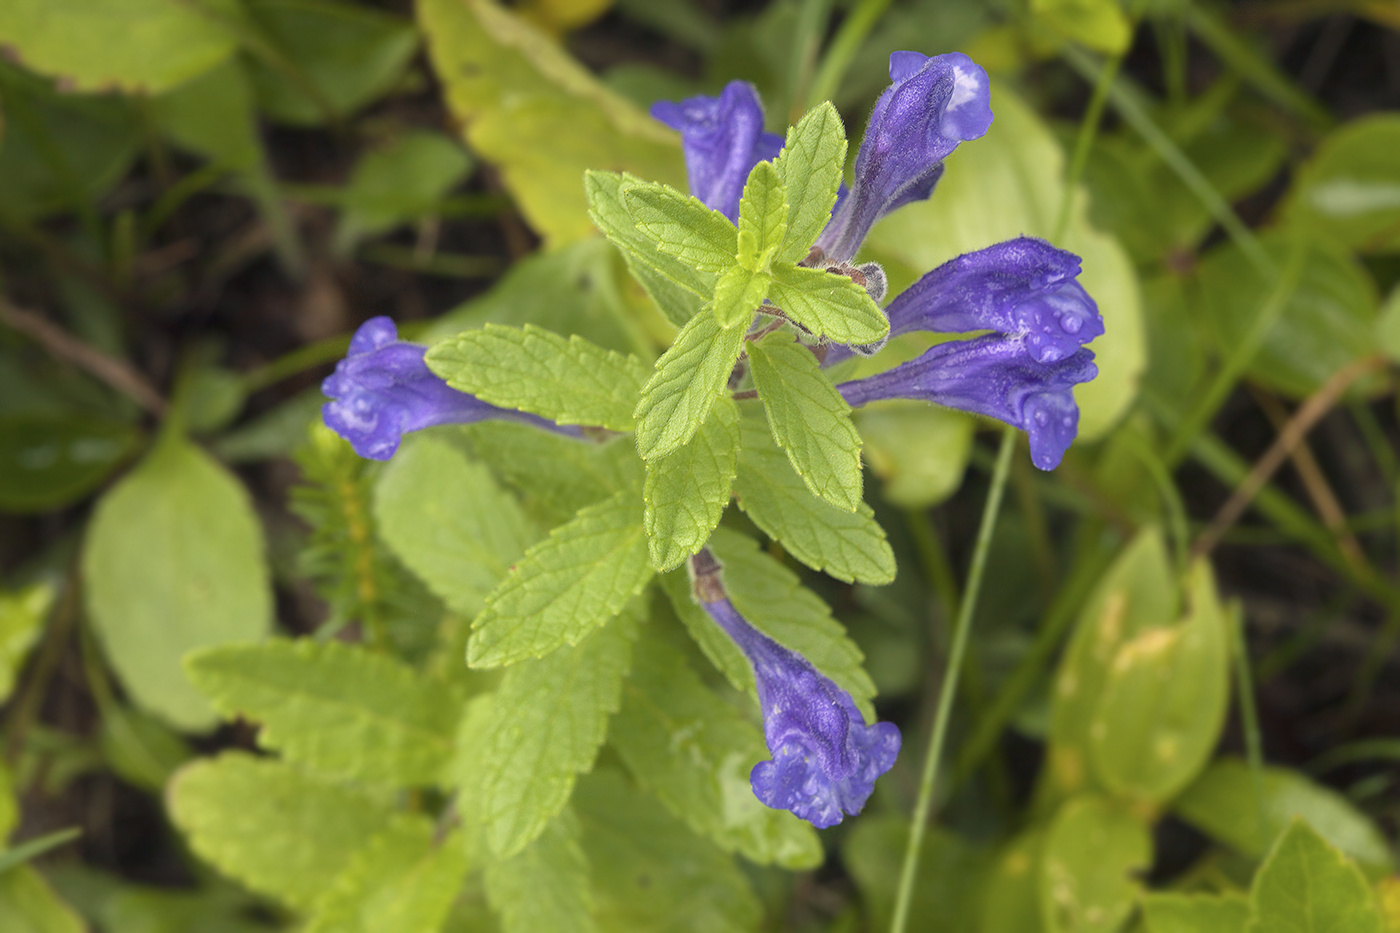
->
{"left": 0, "top": 0, "right": 1398, "bottom": 931}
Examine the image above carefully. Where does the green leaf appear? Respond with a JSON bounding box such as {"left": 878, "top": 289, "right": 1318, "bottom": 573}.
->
{"left": 82, "top": 434, "right": 272, "bottom": 731}
{"left": 97, "top": 704, "right": 192, "bottom": 794}
{"left": 622, "top": 181, "right": 738, "bottom": 273}
{"left": 0, "top": 0, "right": 238, "bottom": 94}
{"left": 862, "top": 85, "right": 1143, "bottom": 443}
{"left": 749, "top": 331, "right": 862, "bottom": 512}
{"left": 575, "top": 769, "right": 763, "bottom": 932}
{"left": 773, "top": 102, "right": 846, "bottom": 264}
{"left": 643, "top": 396, "right": 739, "bottom": 572}
{"left": 0, "top": 829, "right": 81, "bottom": 876}
{"left": 1284, "top": 114, "right": 1400, "bottom": 253}
{"left": 856, "top": 403, "right": 974, "bottom": 508}
{"left": 1088, "top": 559, "right": 1231, "bottom": 804}
{"left": 1173, "top": 758, "right": 1395, "bottom": 877}
{"left": 1247, "top": 820, "right": 1384, "bottom": 933}
{"left": 185, "top": 639, "right": 461, "bottom": 787}
{"left": 979, "top": 831, "right": 1047, "bottom": 933}
{"left": 420, "top": 0, "right": 683, "bottom": 246}
{"left": 843, "top": 818, "right": 990, "bottom": 933}
{"left": 736, "top": 160, "right": 788, "bottom": 270}
{"left": 766, "top": 263, "right": 889, "bottom": 345}
{"left": 633, "top": 312, "right": 747, "bottom": 461}
{"left": 245, "top": 0, "right": 418, "bottom": 125}
{"left": 733, "top": 404, "right": 895, "bottom": 585}
{"left": 468, "top": 492, "right": 652, "bottom": 668}
{"left": 476, "top": 617, "right": 635, "bottom": 858}
{"left": 306, "top": 817, "right": 470, "bottom": 933}
{"left": 426, "top": 324, "right": 650, "bottom": 431}
{"left": 1378, "top": 286, "right": 1400, "bottom": 364}
{"left": 1197, "top": 232, "right": 1379, "bottom": 399}
{"left": 1040, "top": 795, "right": 1152, "bottom": 933}
{"left": 0, "top": 417, "right": 139, "bottom": 513}
{"left": 151, "top": 58, "right": 262, "bottom": 172}
{"left": 1144, "top": 894, "right": 1250, "bottom": 933}
{"left": 1028, "top": 0, "right": 1132, "bottom": 55}
{"left": 583, "top": 171, "right": 710, "bottom": 326}
{"left": 483, "top": 810, "right": 595, "bottom": 933}
{"left": 1045, "top": 528, "right": 1176, "bottom": 797}
{"left": 374, "top": 434, "right": 538, "bottom": 617}
{"left": 0, "top": 584, "right": 52, "bottom": 705}
{"left": 337, "top": 131, "right": 472, "bottom": 246}
{"left": 609, "top": 628, "right": 823, "bottom": 869}
{"left": 167, "top": 753, "right": 396, "bottom": 909}
{"left": 0, "top": 866, "right": 84, "bottom": 933}
{"left": 710, "top": 263, "right": 771, "bottom": 329}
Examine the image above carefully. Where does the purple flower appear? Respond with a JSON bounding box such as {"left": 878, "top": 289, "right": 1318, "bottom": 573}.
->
{"left": 836, "top": 239, "right": 1100, "bottom": 470}
{"left": 695, "top": 571, "right": 900, "bottom": 828}
{"left": 651, "top": 81, "right": 783, "bottom": 222}
{"left": 816, "top": 51, "right": 993, "bottom": 263}
{"left": 322, "top": 317, "right": 576, "bottom": 460}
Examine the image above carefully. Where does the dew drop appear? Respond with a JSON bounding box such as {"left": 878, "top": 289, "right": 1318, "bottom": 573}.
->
{"left": 1034, "top": 409, "right": 1049, "bottom": 427}
{"left": 1061, "top": 316, "right": 1082, "bottom": 334}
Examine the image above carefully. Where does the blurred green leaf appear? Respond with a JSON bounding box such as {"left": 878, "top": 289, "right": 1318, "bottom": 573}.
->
{"left": 979, "top": 831, "right": 1046, "bottom": 933}
{"left": 307, "top": 817, "right": 470, "bottom": 933}
{"left": 1377, "top": 286, "right": 1400, "bottom": 363}
{"left": 82, "top": 434, "right": 272, "bottom": 731}
{"left": 1197, "top": 232, "right": 1379, "bottom": 399}
{"left": 375, "top": 434, "right": 538, "bottom": 617}
{"left": 575, "top": 769, "right": 763, "bottom": 932}
{"left": 0, "top": 583, "right": 52, "bottom": 704}
{"left": 856, "top": 403, "right": 974, "bottom": 509}
{"left": 213, "top": 388, "right": 323, "bottom": 463}
{"left": 168, "top": 752, "right": 396, "bottom": 909}
{"left": 634, "top": 311, "right": 746, "bottom": 461}
{"left": 0, "top": 866, "right": 84, "bottom": 933}
{"left": 1174, "top": 758, "right": 1395, "bottom": 878}
{"left": 0, "top": 417, "right": 139, "bottom": 513}
{"left": 244, "top": 0, "right": 418, "bottom": 125}
{"left": 186, "top": 639, "right": 461, "bottom": 787}
{"left": 1247, "top": 820, "right": 1384, "bottom": 933}
{"left": 1144, "top": 893, "right": 1249, "bottom": 933}
{"left": 1029, "top": 0, "right": 1131, "bottom": 54}
{"left": 609, "top": 625, "right": 823, "bottom": 869}
{"left": 1284, "top": 114, "right": 1400, "bottom": 254}
{"left": 176, "top": 365, "right": 246, "bottom": 435}
{"left": 0, "top": 829, "right": 82, "bottom": 876}
{"left": 1088, "top": 559, "right": 1230, "bottom": 804}
{"left": 97, "top": 705, "right": 193, "bottom": 793}
{"left": 151, "top": 58, "right": 262, "bottom": 171}
{"left": 643, "top": 396, "right": 739, "bottom": 572}
{"left": 0, "top": 762, "right": 16, "bottom": 842}
{"left": 844, "top": 817, "right": 990, "bottom": 933}
{"left": 337, "top": 131, "right": 472, "bottom": 248}
{"left": 1040, "top": 795, "right": 1151, "bottom": 933}
{"left": 482, "top": 808, "right": 595, "bottom": 933}
{"left": 863, "top": 86, "right": 1144, "bottom": 444}
{"left": 420, "top": 0, "right": 683, "bottom": 246}
{"left": 0, "top": 0, "right": 238, "bottom": 94}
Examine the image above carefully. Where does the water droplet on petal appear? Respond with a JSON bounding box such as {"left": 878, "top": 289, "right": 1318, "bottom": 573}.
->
{"left": 1061, "top": 315, "right": 1082, "bottom": 334}
{"left": 1034, "top": 409, "right": 1049, "bottom": 427}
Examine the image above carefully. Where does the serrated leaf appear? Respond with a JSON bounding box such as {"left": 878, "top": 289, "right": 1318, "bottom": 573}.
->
{"left": 633, "top": 312, "right": 747, "bottom": 461}
{"left": 643, "top": 396, "right": 739, "bottom": 572}
{"left": 1247, "top": 820, "right": 1384, "bottom": 933}
{"left": 576, "top": 769, "right": 764, "bottom": 931}
{"left": 1173, "top": 758, "right": 1395, "bottom": 877}
{"left": 1040, "top": 795, "right": 1152, "bottom": 933}
{"left": 306, "top": 817, "right": 470, "bottom": 933}
{"left": 749, "top": 331, "right": 862, "bottom": 512}
{"left": 1143, "top": 894, "right": 1250, "bottom": 933}
{"left": 477, "top": 617, "right": 635, "bottom": 858}
{"left": 425, "top": 324, "right": 650, "bottom": 430}
{"left": 774, "top": 102, "right": 846, "bottom": 263}
{"left": 1088, "top": 559, "right": 1230, "bottom": 804}
{"left": 732, "top": 404, "right": 895, "bottom": 584}
{"left": 483, "top": 810, "right": 595, "bottom": 933}
{"left": 83, "top": 434, "right": 272, "bottom": 731}
{"left": 468, "top": 492, "right": 652, "bottom": 667}
{"left": 767, "top": 263, "right": 889, "bottom": 344}
{"left": 710, "top": 263, "right": 771, "bottom": 329}
{"left": 184, "top": 639, "right": 461, "bottom": 787}
{"left": 736, "top": 160, "right": 788, "bottom": 271}
{"left": 609, "top": 628, "right": 823, "bottom": 869}
{"left": 583, "top": 171, "right": 709, "bottom": 326}
{"left": 374, "top": 434, "right": 538, "bottom": 616}
{"left": 621, "top": 181, "right": 738, "bottom": 273}
{"left": 167, "top": 753, "right": 396, "bottom": 909}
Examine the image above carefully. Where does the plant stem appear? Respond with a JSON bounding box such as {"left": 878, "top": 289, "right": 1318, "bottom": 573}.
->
{"left": 805, "top": 0, "right": 893, "bottom": 110}
{"left": 1053, "top": 51, "right": 1122, "bottom": 243}
{"left": 889, "top": 425, "right": 1015, "bottom": 933}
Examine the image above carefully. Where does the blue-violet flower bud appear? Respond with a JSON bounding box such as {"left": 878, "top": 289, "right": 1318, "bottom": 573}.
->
{"left": 322, "top": 316, "right": 577, "bottom": 460}
{"left": 651, "top": 81, "right": 784, "bottom": 223}
{"left": 816, "top": 51, "right": 993, "bottom": 262}
{"left": 693, "top": 558, "right": 900, "bottom": 828}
